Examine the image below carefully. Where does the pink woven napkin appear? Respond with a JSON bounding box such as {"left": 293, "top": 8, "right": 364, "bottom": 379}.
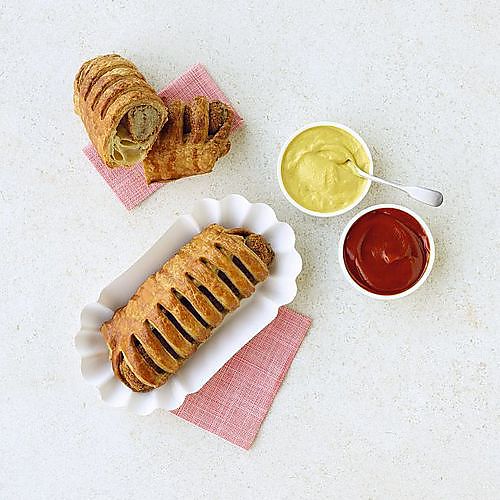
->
{"left": 83, "top": 64, "right": 243, "bottom": 210}
{"left": 171, "top": 306, "right": 311, "bottom": 449}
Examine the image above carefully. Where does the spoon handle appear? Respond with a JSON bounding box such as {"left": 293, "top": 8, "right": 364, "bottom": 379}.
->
{"left": 403, "top": 185, "right": 444, "bottom": 207}
{"left": 347, "top": 161, "right": 444, "bottom": 207}
{"left": 356, "top": 169, "right": 404, "bottom": 189}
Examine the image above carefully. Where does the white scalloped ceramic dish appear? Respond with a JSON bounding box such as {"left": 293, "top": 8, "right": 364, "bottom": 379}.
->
{"left": 75, "top": 194, "right": 302, "bottom": 415}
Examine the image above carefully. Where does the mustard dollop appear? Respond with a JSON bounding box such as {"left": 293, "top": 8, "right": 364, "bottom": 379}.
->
{"left": 281, "top": 126, "right": 370, "bottom": 213}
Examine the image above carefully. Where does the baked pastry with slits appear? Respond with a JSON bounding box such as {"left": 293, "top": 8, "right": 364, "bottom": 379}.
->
{"left": 100, "top": 224, "right": 274, "bottom": 392}
{"left": 74, "top": 54, "right": 168, "bottom": 168}
{"left": 143, "top": 96, "right": 233, "bottom": 184}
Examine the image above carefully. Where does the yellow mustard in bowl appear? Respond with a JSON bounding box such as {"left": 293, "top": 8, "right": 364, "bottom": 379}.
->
{"left": 280, "top": 125, "right": 371, "bottom": 214}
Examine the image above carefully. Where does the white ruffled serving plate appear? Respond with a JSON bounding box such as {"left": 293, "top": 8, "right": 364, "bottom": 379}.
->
{"left": 75, "top": 194, "right": 302, "bottom": 415}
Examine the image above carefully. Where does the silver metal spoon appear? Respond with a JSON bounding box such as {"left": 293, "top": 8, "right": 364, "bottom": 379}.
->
{"left": 345, "top": 160, "right": 443, "bottom": 207}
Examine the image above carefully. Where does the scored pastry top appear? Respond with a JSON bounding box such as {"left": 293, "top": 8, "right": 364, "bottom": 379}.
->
{"left": 143, "top": 96, "right": 234, "bottom": 184}
{"left": 74, "top": 54, "right": 168, "bottom": 168}
{"left": 101, "top": 224, "right": 274, "bottom": 392}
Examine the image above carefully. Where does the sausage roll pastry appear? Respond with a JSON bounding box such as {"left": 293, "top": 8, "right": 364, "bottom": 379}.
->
{"left": 74, "top": 54, "right": 168, "bottom": 168}
{"left": 101, "top": 224, "right": 274, "bottom": 392}
{"left": 143, "top": 96, "right": 233, "bottom": 184}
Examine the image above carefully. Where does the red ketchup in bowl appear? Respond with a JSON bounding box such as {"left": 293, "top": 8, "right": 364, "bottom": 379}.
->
{"left": 343, "top": 208, "right": 431, "bottom": 295}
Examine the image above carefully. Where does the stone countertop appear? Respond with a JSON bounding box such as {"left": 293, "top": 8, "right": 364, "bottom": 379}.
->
{"left": 1, "top": 1, "right": 499, "bottom": 498}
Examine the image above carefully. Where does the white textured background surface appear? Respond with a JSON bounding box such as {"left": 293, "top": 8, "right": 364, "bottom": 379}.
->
{"left": 1, "top": 1, "right": 499, "bottom": 499}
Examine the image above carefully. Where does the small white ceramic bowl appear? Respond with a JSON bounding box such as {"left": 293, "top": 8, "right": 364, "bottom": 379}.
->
{"left": 277, "top": 121, "right": 374, "bottom": 217}
{"left": 338, "top": 203, "right": 435, "bottom": 300}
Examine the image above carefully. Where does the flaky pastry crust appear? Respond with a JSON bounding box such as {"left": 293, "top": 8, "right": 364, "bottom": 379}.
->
{"left": 100, "top": 224, "right": 274, "bottom": 392}
{"left": 74, "top": 54, "right": 168, "bottom": 168}
{"left": 143, "top": 96, "right": 233, "bottom": 184}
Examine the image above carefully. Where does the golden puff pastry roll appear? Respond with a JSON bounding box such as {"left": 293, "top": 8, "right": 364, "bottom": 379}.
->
{"left": 74, "top": 54, "right": 168, "bottom": 168}
{"left": 143, "top": 96, "right": 233, "bottom": 184}
{"left": 100, "top": 224, "right": 274, "bottom": 392}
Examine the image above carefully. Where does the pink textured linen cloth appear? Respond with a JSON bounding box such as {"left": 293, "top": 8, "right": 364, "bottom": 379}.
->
{"left": 171, "top": 306, "right": 311, "bottom": 449}
{"left": 83, "top": 64, "right": 243, "bottom": 209}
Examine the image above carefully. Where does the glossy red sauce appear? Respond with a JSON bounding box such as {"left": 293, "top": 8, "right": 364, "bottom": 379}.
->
{"left": 343, "top": 208, "right": 430, "bottom": 295}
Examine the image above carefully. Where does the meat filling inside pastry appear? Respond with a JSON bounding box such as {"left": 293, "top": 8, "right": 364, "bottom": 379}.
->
{"left": 100, "top": 224, "right": 274, "bottom": 392}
